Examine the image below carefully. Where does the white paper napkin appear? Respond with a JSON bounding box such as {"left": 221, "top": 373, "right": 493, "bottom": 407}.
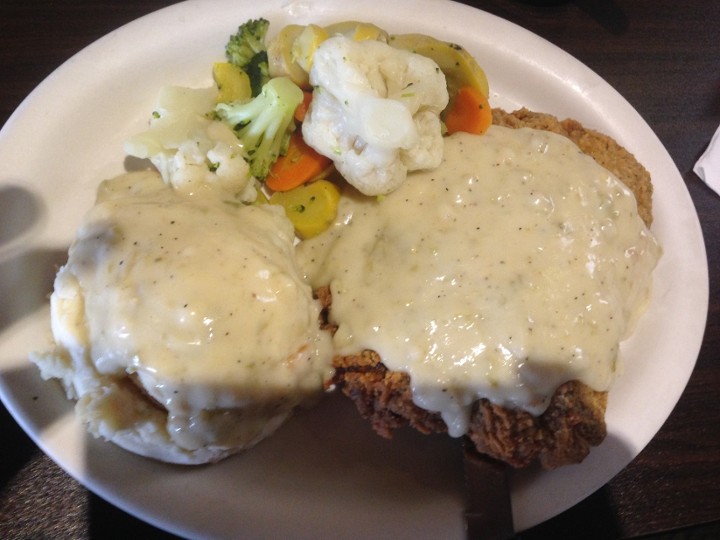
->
{"left": 694, "top": 124, "right": 720, "bottom": 195}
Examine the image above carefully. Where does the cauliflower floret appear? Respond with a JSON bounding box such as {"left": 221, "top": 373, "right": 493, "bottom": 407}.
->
{"left": 301, "top": 35, "right": 449, "bottom": 195}
{"left": 125, "top": 86, "right": 256, "bottom": 202}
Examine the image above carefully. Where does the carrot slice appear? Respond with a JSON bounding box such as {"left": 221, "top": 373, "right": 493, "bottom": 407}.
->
{"left": 294, "top": 90, "right": 313, "bottom": 123}
{"left": 266, "top": 131, "right": 332, "bottom": 192}
{"left": 444, "top": 85, "right": 492, "bottom": 136}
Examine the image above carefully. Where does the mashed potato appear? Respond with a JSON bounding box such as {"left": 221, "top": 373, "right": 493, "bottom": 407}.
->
{"left": 31, "top": 171, "right": 333, "bottom": 464}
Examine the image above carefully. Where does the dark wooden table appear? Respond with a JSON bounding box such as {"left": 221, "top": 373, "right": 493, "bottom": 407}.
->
{"left": 1, "top": 1, "right": 718, "bottom": 538}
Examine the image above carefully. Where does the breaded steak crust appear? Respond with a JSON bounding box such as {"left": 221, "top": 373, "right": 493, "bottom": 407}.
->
{"left": 326, "top": 108, "right": 653, "bottom": 469}
{"left": 330, "top": 350, "right": 607, "bottom": 469}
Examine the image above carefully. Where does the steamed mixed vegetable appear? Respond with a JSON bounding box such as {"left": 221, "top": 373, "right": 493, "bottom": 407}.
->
{"left": 125, "top": 18, "right": 491, "bottom": 238}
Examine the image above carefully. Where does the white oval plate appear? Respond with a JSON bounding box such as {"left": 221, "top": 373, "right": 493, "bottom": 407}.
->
{"left": 0, "top": 0, "right": 708, "bottom": 538}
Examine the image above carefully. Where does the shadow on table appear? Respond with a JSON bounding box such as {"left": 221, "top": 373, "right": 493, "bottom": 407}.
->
{"left": 0, "top": 185, "right": 43, "bottom": 246}
{"left": 0, "top": 182, "right": 640, "bottom": 539}
{"left": 88, "top": 492, "right": 182, "bottom": 539}
{"left": 512, "top": 0, "right": 629, "bottom": 34}
{"left": 0, "top": 247, "right": 67, "bottom": 334}
{"left": 0, "top": 243, "right": 70, "bottom": 435}
{"left": 0, "top": 363, "right": 74, "bottom": 440}
{"left": 573, "top": 0, "right": 628, "bottom": 35}
{"left": 0, "top": 179, "right": 67, "bottom": 333}
{"left": 82, "top": 392, "right": 466, "bottom": 540}
{"left": 0, "top": 399, "right": 38, "bottom": 487}
{"left": 515, "top": 432, "right": 637, "bottom": 539}
{"left": 517, "top": 486, "right": 622, "bottom": 539}
{"left": 79, "top": 390, "right": 642, "bottom": 539}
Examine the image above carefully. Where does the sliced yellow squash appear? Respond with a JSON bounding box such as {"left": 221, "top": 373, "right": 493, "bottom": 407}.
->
{"left": 269, "top": 179, "right": 341, "bottom": 239}
{"left": 212, "top": 62, "right": 251, "bottom": 103}
{"left": 388, "top": 33, "right": 490, "bottom": 100}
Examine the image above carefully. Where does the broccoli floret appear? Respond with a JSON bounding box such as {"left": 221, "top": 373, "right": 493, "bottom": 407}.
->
{"left": 226, "top": 18, "right": 270, "bottom": 96}
{"left": 245, "top": 51, "right": 270, "bottom": 97}
{"left": 215, "top": 76, "right": 303, "bottom": 180}
{"left": 226, "top": 18, "right": 268, "bottom": 67}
